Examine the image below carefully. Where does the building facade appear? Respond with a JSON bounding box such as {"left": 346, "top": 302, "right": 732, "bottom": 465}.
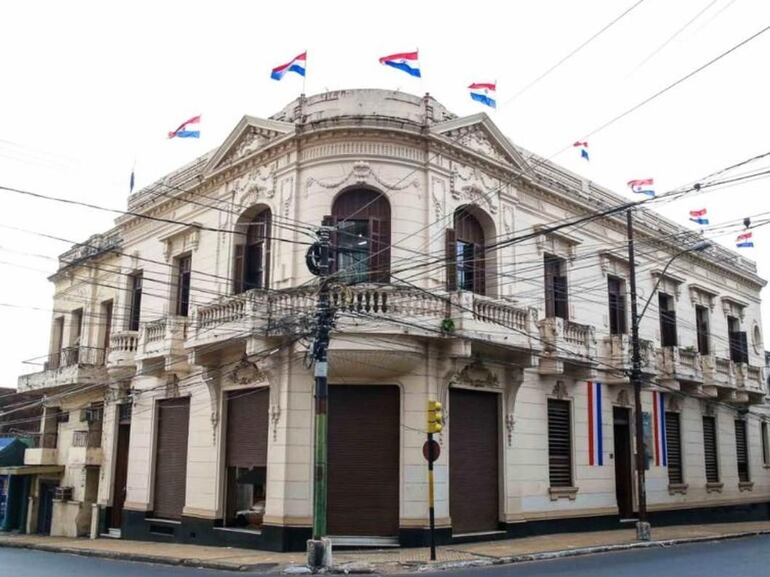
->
{"left": 10, "top": 89, "right": 770, "bottom": 550}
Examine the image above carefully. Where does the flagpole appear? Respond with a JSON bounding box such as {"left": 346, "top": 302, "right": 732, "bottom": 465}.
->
{"left": 302, "top": 49, "right": 308, "bottom": 96}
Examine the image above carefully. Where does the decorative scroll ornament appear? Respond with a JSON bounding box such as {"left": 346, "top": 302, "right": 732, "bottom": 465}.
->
{"left": 306, "top": 161, "right": 420, "bottom": 195}
{"left": 551, "top": 380, "right": 568, "bottom": 400}
{"left": 230, "top": 355, "right": 266, "bottom": 385}
{"left": 616, "top": 389, "right": 631, "bottom": 407}
{"left": 449, "top": 359, "right": 500, "bottom": 389}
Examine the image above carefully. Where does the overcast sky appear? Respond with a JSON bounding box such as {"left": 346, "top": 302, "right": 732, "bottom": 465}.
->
{"left": 1, "top": 0, "right": 769, "bottom": 387}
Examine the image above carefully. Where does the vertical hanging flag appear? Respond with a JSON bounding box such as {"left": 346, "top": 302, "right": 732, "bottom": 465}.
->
{"left": 652, "top": 391, "right": 668, "bottom": 467}
{"left": 270, "top": 52, "right": 307, "bottom": 81}
{"left": 736, "top": 231, "right": 754, "bottom": 248}
{"left": 689, "top": 208, "right": 709, "bottom": 225}
{"left": 468, "top": 83, "right": 497, "bottom": 109}
{"left": 587, "top": 381, "right": 603, "bottom": 466}
{"left": 168, "top": 115, "right": 201, "bottom": 139}
{"left": 379, "top": 51, "right": 421, "bottom": 77}
{"left": 573, "top": 141, "right": 589, "bottom": 161}
{"left": 627, "top": 178, "right": 655, "bottom": 197}
{"left": 129, "top": 166, "right": 135, "bottom": 194}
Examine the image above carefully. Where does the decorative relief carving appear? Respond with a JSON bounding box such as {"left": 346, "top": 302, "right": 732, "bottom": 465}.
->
{"left": 505, "top": 413, "right": 515, "bottom": 447}
{"left": 448, "top": 359, "right": 500, "bottom": 390}
{"left": 306, "top": 161, "right": 420, "bottom": 196}
{"left": 502, "top": 205, "right": 514, "bottom": 234}
{"left": 202, "top": 367, "right": 221, "bottom": 442}
{"left": 667, "top": 395, "right": 682, "bottom": 412}
{"left": 616, "top": 389, "right": 630, "bottom": 407}
{"left": 270, "top": 404, "right": 281, "bottom": 442}
{"left": 162, "top": 225, "right": 201, "bottom": 262}
{"left": 230, "top": 355, "right": 266, "bottom": 385}
{"left": 280, "top": 177, "right": 294, "bottom": 218}
{"left": 431, "top": 178, "right": 446, "bottom": 220}
{"left": 220, "top": 128, "right": 273, "bottom": 167}
{"left": 450, "top": 163, "right": 501, "bottom": 215}
{"left": 551, "top": 380, "right": 568, "bottom": 400}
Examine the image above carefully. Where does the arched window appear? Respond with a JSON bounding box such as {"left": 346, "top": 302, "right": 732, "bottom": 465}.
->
{"left": 326, "top": 189, "right": 391, "bottom": 283}
{"left": 446, "top": 208, "right": 486, "bottom": 295}
{"left": 234, "top": 208, "right": 271, "bottom": 294}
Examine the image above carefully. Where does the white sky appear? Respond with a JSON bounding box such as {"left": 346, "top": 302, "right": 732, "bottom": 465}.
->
{"left": 1, "top": 0, "right": 769, "bottom": 387}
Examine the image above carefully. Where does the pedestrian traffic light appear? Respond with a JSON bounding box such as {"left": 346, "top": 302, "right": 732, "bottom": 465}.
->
{"left": 427, "top": 400, "right": 443, "bottom": 434}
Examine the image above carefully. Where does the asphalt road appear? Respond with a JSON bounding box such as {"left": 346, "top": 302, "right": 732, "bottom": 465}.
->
{"left": 1, "top": 535, "right": 769, "bottom": 577}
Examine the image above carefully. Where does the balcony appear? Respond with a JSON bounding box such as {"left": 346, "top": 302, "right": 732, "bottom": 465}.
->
{"left": 537, "top": 317, "right": 596, "bottom": 376}
{"left": 18, "top": 346, "right": 107, "bottom": 392}
{"left": 657, "top": 347, "right": 703, "bottom": 389}
{"left": 187, "top": 286, "right": 538, "bottom": 368}
{"left": 136, "top": 316, "right": 189, "bottom": 374}
{"left": 23, "top": 433, "right": 59, "bottom": 466}
{"left": 106, "top": 330, "right": 139, "bottom": 379}
{"left": 598, "top": 335, "right": 656, "bottom": 383}
{"left": 68, "top": 430, "right": 103, "bottom": 465}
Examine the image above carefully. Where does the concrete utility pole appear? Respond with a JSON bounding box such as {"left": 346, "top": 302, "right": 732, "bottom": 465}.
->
{"left": 307, "top": 217, "right": 334, "bottom": 568}
{"left": 626, "top": 209, "right": 651, "bottom": 541}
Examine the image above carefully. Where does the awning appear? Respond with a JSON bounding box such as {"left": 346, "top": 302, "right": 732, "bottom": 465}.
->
{"left": 0, "top": 465, "right": 64, "bottom": 476}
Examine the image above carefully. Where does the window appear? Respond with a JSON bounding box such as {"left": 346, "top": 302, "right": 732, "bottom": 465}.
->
{"left": 327, "top": 189, "right": 390, "bottom": 284}
{"left": 665, "top": 412, "right": 683, "bottom": 484}
{"left": 446, "top": 208, "right": 486, "bottom": 294}
{"left": 128, "top": 272, "right": 143, "bottom": 332}
{"left": 659, "top": 293, "right": 677, "bottom": 347}
{"left": 735, "top": 420, "right": 749, "bottom": 483}
{"left": 696, "top": 305, "right": 710, "bottom": 355}
{"left": 547, "top": 399, "right": 572, "bottom": 487}
{"left": 761, "top": 421, "right": 769, "bottom": 466}
{"left": 49, "top": 316, "right": 64, "bottom": 370}
{"left": 702, "top": 416, "right": 719, "bottom": 483}
{"left": 728, "top": 316, "right": 748, "bottom": 364}
{"left": 234, "top": 209, "right": 271, "bottom": 294}
{"left": 545, "top": 255, "right": 568, "bottom": 319}
{"left": 101, "top": 300, "right": 113, "bottom": 352}
{"left": 608, "top": 277, "right": 627, "bottom": 335}
{"left": 175, "top": 254, "right": 192, "bottom": 317}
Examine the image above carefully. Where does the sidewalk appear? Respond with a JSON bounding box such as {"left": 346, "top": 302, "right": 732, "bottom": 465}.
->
{"left": 1, "top": 520, "right": 769, "bottom": 573}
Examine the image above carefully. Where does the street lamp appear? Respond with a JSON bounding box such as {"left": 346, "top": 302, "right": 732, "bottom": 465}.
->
{"left": 627, "top": 209, "right": 710, "bottom": 541}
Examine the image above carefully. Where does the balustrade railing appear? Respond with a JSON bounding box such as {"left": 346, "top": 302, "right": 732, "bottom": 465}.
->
{"left": 44, "top": 346, "right": 105, "bottom": 370}
{"left": 109, "top": 331, "right": 138, "bottom": 353}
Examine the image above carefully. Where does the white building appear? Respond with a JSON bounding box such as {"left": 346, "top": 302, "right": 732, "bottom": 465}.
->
{"left": 13, "top": 89, "right": 770, "bottom": 550}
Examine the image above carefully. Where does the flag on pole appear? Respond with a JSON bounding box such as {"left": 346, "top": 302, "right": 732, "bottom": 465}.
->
{"left": 168, "top": 115, "right": 201, "bottom": 139}
{"left": 468, "top": 83, "right": 497, "bottom": 109}
{"left": 689, "top": 208, "right": 709, "bottom": 225}
{"left": 652, "top": 391, "right": 667, "bottom": 467}
{"left": 129, "top": 167, "right": 135, "bottom": 194}
{"left": 736, "top": 231, "right": 754, "bottom": 248}
{"left": 627, "top": 178, "right": 655, "bottom": 197}
{"left": 573, "top": 141, "right": 589, "bottom": 161}
{"left": 587, "top": 381, "right": 604, "bottom": 466}
{"left": 270, "top": 52, "right": 307, "bottom": 81}
{"left": 379, "top": 51, "right": 421, "bottom": 77}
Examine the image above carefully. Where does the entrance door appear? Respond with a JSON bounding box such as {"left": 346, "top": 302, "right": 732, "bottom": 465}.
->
{"left": 450, "top": 388, "right": 499, "bottom": 534}
{"left": 110, "top": 420, "right": 131, "bottom": 529}
{"left": 613, "top": 407, "right": 634, "bottom": 518}
{"left": 327, "top": 385, "right": 399, "bottom": 537}
{"left": 37, "top": 481, "right": 56, "bottom": 535}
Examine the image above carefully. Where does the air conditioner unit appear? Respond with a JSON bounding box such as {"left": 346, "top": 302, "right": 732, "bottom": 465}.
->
{"left": 53, "top": 486, "right": 73, "bottom": 501}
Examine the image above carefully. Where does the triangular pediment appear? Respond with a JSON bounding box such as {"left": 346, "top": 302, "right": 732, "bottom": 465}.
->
{"left": 204, "top": 115, "right": 294, "bottom": 175}
{"left": 431, "top": 114, "right": 530, "bottom": 173}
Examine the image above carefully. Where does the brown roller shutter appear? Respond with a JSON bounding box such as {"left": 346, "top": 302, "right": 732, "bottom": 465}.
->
{"left": 665, "top": 412, "right": 683, "bottom": 484}
{"left": 735, "top": 420, "right": 749, "bottom": 482}
{"left": 450, "top": 388, "right": 499, "bottom": 534}
{"left": 703, "top": 416, "right": 719, "bottom": 483}
{"left": 327, "top": 385, "right": 399, "bottom": 536}
{"left": 226, "top": 388, "right": 269, "bottom": 468}
{"left": 153, "top": 398, "right": 190, "bottom": 520}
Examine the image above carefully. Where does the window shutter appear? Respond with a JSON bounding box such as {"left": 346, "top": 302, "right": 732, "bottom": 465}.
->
{"left": 446, "top": 228, "right": 457, "bottom": 291}
{"left": 544, "top": 259, "right": 555, "bottom": 318}
{"left": 473, "top": 242, "right": 486, "bottom": 296}
{"left": 738, "top": 332, "right": 749, "bottom": 364}
{"left": 703, "top": 416, "right": 719, "bottom": 483}
{"left": 322, "top": 215, "right": 339, "bottom": 274}
{"left": 263, "top": 211, "right": 272, "bottom": 289}
{"left": 368, "top": 217, "right": 387, "bottom": 283}
{"left": 761, "top": 422, "right": 770, "bottom": 466}
{"left": 554, "top": 275, "right": 569, "bottom": 320}
{"left": 547, "top": 399, "right": 572, "bottom": 487}
{"left": 735, "top": 420, "right": 749, "bottom": 482}
{"left": 665, "top": 412, "right": 683, "bottom": 484}
{"left": 233, "top": 244, "right": 244, "bottom": 295}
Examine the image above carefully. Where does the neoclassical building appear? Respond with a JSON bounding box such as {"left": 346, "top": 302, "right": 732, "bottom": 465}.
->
{"left": 11, "top": 89, "right": 770, "bottom": 550}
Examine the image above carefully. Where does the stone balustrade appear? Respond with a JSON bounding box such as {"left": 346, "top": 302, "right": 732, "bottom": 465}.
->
{"left": 537, "top": 317, "right": 596, "bottom": 375}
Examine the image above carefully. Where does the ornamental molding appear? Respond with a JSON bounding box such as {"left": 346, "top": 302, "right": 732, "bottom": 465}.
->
{"left": 160, "top": 223, "right": 201, "bottom": 262}
{"left": 305, "top": 161, "right": 420, "bottom": 197}
{"left": 616, "top": 389, "right": 631, "bottom": 407}
{"left": 448, "top": 360, "right": 500, "bottom": 390}
{"left": 551, "top": 380, "right": 568, "bottom": 400}
{"left": 229, "top": 355, "right": 266, "bottom": 386}
{"left": 233, "top": 163, "right": 277, "bottom": 206}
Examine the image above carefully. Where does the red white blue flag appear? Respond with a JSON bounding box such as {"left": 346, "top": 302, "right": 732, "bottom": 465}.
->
{"left": 627, "top": 178, "right": 655, "bottom": 197}
{"left": 573, "top": 141, "right": 589, "bottom": 161}
{"left": 652, "top": 391, "right": 667, "bottom": 467}
{"left": 468, "top": 83, "right": 496, "bottom": 109}
{"left": 689, "top": 208, "right": 709, "bottom": 225}
{"left": 168, "top": 115, "right": 201, "bottom": 139}
{"left": 587, "top": 381, "right": 603, "bottom": 466}
{"left": 379, "top": 51, "right": 421, "bottom": 77}
{"left": 736, "top": 231, "right": 754, "bottom": 248}
{"left": 271, "top": 52, "right": 307, "bottom": 81}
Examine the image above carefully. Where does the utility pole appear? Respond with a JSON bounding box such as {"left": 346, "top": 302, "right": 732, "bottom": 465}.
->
{"left": 626, "top": 209, "right": 651, "bottom": 541}
{"left": 307, "top": 217, "right": 334, "bottom": 568}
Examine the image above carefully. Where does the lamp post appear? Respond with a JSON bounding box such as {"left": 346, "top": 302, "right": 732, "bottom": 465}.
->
{"left": 626, "top": 209, "right": 710, "bottom": 541}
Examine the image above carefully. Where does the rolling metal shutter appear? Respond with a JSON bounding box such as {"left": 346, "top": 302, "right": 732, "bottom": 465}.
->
{"left": 449, "top": 388, "right": 499, "bottom": 534}
{"left": 226, "top": 388, "right": 269, "bottom": 468}
{"left": 153, "top": 398, "right": 190, "bottom": 520}
{"left": 735, "top": 420, "right": 749, "bottom": 482}
{"left": 702, "top": 416, "right": 719, "bottom": 483}
{"left": 665, "top": 412, "right": 683, "bottom": 484}
{"left": 327, "top": 385, "right": 399, "bottom": 536}
{"left": 548, "top": 399, "right": 572, "bottom": 487}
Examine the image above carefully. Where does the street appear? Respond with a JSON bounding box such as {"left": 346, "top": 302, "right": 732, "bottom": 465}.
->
{"left": 1, "top": 535, "right": 770, "bottom": 577}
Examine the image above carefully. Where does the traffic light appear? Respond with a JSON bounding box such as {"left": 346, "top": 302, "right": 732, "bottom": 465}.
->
{"left": 427, "top": 400, "right": 443, "bottom": 434}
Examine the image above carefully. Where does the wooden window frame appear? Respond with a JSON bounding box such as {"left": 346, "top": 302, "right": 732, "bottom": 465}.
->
{"left": 695, "top": 305, "right": 710, "bottom": 356}
{"left": 608, "top": 276, "right": 627, "bottom": 335}
{"left": 659, "top": 293, "right": 678, "bottom": 347}
{"left": 175, "top": 253, "right": 192, "bottom": 317}
{"left": 128, "top": 272, "right": 143, "bottom": 332}
{"left": 544, "top": 254, "right": 568, "bottom": 320}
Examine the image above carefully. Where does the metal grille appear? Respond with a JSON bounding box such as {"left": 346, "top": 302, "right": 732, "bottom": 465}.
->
{"left": 735, "top": 420, "right": 749, "bottom": 483}
{"left": 665, "top": 412, "right": 683, "bottom": 484}
{"left": 702, "top": 416, "right": 719, "bottom": 483}
{"left": 548, "top": 399, "right": 572, "bottom": 487}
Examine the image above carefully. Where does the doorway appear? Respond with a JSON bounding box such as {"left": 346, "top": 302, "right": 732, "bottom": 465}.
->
{"left": 37, "top": 481, "right": 56, "bottom": 535}
{"left": 110, "top": 407, "right": 131, "bottom": 530}
{"left": 613, "top": 407, "right": 634, "bottom": 518}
